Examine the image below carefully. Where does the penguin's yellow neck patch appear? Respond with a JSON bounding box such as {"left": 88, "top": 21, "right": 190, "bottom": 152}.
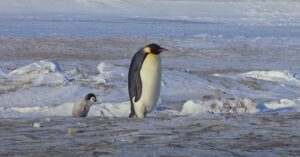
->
{"left": 144, "top": 47, "right": 151, "bottom": 54}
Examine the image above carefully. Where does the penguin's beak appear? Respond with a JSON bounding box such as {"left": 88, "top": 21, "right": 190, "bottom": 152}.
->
{"left": 159, "top": 47, "right": 169, "bottom": 52}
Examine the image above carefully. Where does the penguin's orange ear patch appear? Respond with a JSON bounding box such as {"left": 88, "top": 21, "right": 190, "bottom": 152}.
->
{"left": 144, "top": 47, "right": 151, "bottom": 54}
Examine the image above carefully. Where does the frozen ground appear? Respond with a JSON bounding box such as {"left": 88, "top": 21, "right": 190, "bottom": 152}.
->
{"left": 1, "top": 0, "right": 300, "bottom": 156}
{"left": 1, "top": 113, "right": 300, "bottom": 157}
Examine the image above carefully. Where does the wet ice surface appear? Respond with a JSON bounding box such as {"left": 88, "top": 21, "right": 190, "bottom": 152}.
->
{"left": 1, "top": 113, "right": 300, "bottom": 157}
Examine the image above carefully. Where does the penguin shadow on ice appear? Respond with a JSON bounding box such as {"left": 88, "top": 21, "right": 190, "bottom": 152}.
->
{"left": 72, "top": 93, "right": 97, "bottom": 117}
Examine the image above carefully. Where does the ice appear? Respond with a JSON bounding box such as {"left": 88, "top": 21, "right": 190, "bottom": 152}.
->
{"left": 5, "top": 60, "right": 65, "bottom": 87}
{"left": 49, "top": 102, "right": 74, "bottom": 117}
{"left": 89, "top": 102, "right": 131, "bottom": 117}
{"left": 256, "top": 98, "right": 300, "bottom": 113}
{"left": 241, "top": 70, "right": 300, "bottom": 84}
{"left": 65, "top": 67, "right": 88, "bottom": 80}
{"left": 212, "top": 70, "right": 300, "bottom": 101}
{"left": 96, "top": 62, "right": 127, "bottom": 83}
{"left": 0, "top": 68, "right": 5, "bottom": 75}
{"left": 1, "top": 59, "right": 299, "bottom": 118}
{"left": 0, "top": 60, "right": 99, "bottom": 109}
{"left": 8, "top": 60, "right": 61, "bottom": 76}
{"left": 264, "top": 99, "right": 299, "bottom": 109}
{"left": 162, "top": 70, "right": 218, "bottom": 101}
{"left": 181, "top": 98, "right": 259, "bottom": 115}
{"left": 181, "top": 97, "right": 300, "bottom": 115}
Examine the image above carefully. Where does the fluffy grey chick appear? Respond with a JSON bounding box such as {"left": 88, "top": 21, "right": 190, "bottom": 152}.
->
{"left": 72, "top": 93, "right": 97, "bottom": 117}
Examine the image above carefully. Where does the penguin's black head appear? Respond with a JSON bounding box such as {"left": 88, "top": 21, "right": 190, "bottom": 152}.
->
{"left": 144, "top": 43, "right": 168, "bottom": 55}
{"left": 85, "top": 93, "right": 97, "bottom": 103}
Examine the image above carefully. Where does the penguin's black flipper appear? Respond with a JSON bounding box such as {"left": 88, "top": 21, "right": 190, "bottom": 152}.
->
{"left": 128, "top": 49, "right": 148, "bottom": 118}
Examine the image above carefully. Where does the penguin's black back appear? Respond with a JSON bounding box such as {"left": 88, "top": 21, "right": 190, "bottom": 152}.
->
{"left": 128, "top": 49, "right": 148, "bottom": 117}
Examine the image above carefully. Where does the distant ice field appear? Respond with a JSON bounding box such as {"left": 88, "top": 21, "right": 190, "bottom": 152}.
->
{"left": 1, "top": 15, "right": 300, "bottom": 38}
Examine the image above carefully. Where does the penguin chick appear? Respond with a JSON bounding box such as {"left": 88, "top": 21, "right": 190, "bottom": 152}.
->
{"left": 72, "top": 93, "right": 97, "bottom": 117}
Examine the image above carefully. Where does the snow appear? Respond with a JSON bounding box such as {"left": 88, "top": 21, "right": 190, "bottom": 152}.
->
{"left": 161, "top": 70, "right": 217, "bottom": 101}
{"left": 0, "top": 59, "right": 299, "bottom": 118}
{"left": 241, "top": 70, "right": 300, "bottom": 84}
{"left": 89, "top": 102, "right": 131, "bottom": 117}
{"left": 264, "top": 99, "right": 299, "bottom": 109}
{"left": 0, "top": 68, "right": 5, "bottom": 76}
{"left": 96, "top": 62, "right": 127, "bottom": 83}
{"left": 181, "top": 98, "right": 259, "bottom": 115}
{"left": 8, "top": 60, "right": 62, "bottom": 76}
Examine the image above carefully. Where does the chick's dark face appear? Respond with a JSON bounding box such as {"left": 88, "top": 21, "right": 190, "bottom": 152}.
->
{"left": 145, "top": 43, "right": 168, "bottom": 55}
{"left": 85, "top": 93, "right": 97, "bottom": 102}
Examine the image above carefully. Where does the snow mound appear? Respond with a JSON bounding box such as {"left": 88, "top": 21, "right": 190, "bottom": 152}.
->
{"left": 241, "top": 70, "right": 299, "bottom": 83}
{"left": 212, "top": 70, "right": 300, "bottom": 101}
{"left": 8, "top": 60, "right": 62, "bottom": 76}
{"left": 49, "top": 102, "right": 74, "bottom": 116}
{"left": 0, "top": 101, "right": 131, "bottom": 118}
{"left": 0, "top": 60, "right": 100, "bottom": 108}
{"left": 256, "top": 99, "right": 300, "bottom": 112}
{"left": 6, "top": 60, "right": 66, "bottom": 86}
{"left": 162, "top": 70, "right": 218, "bottom": 100}
{"left": 89, "top": 102, "right": 130, "bottom": 117}
{"left": 95, "top": 62, "right": 127, "bottom": 84}
{"left": 0, "top": 106, "right": 49, "bottom": 118}
{"left": 265, "top": 99, "right": 298, "bottom": 109}
{"left": 65, "top": 67, "right": 88, "bottom": 80}
{"left": 0, "top": 101, "right": 75, "bottom": 118}
{"left": 182, "top": 97, "right": 300, "bottom": 115}
{"left": 181, "top": 98, "right": 258, "bottom": 115}
{"left": 0, "top": 85, "right": 94, "bottom": 108}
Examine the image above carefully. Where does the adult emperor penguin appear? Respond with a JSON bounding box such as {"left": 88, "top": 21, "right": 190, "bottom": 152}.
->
{"left": 128, "top": 43, "right": 168, "bottom": 118}
{"left": 72, "top": 93, "right": 97, "bottom": 117}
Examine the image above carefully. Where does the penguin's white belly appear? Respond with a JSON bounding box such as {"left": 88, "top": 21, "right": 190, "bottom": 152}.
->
{"left": 134, "top": 54, "right": 161, "bottom": 117}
